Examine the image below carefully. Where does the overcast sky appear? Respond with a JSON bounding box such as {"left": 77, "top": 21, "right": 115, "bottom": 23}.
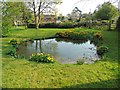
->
{"left": 56, "top": 0, "right": 119, "bottom": 16}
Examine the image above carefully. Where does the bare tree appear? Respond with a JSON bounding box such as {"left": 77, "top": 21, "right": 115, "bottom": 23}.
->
{"left": 27, "top": 0, "right": 62, "bottom": 29}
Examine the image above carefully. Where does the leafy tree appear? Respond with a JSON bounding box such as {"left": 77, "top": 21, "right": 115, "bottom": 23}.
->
{"left": 2, "top": 1, "right": 33, "bottom": 35}
{"left": 94, "top": 2, "right": 118, "bottom": 30}
{"left": 20, "top": 2, "right": 33, "bottom": 29}
{"left": 2, "top": 2, "right": 22, "bottom": 35}
{"left": 82, "top": 13, "right": 92, "bottom": 28}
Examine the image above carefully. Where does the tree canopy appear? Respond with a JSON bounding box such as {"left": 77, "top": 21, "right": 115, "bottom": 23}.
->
{"left": 94, "top": 2, "right": 118, "bottom": 20}
{"left": 2, "top": 1, "right": 33, "bottom": 35}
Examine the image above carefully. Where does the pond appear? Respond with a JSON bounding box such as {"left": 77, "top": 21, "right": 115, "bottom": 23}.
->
{"left": 17, "top": 38, "right": 101, "bottom": 64}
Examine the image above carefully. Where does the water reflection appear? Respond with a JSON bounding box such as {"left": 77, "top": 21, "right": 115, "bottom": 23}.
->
{"left": 56, "top": 38, "right": 88, "bottom": 44}
{"left": 17, "top": 38, "right": 100, "bottom": 64}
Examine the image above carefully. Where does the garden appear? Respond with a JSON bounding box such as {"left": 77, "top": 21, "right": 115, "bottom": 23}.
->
{"left": 2, "top": 26, "right": 119, "bottom": 88}
{"left": 1, "top": 0, "right": 120, "bottom": 88}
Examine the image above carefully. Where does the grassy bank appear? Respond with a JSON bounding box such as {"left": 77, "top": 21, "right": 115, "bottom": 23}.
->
{"left": 2, "top": 27, "right": 119, "bottom": 88}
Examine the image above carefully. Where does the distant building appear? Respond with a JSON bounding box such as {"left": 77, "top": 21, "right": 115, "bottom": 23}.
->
{"left": 41, "top": 15, "right": 56, "bottom": 23}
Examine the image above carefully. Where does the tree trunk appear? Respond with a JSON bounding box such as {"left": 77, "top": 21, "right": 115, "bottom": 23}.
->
{"left": 35, "top": 16, "right": 39, "bottom": 29}
{"left": 25, "top": 22, "right": 28, "bottom": 29}
{"left": 36, "top": 22, "right": 39, "bottom": 29}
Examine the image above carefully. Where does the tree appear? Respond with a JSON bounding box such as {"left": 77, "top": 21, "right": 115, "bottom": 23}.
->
{"left": 27, "top": 0, "right": 62, "bottom": 29}
{"left": 2, "top": 1, "right": 33, "bottom": 35}
{"left": 82, "top": 13, "right": 92, "bottom": 28}
{"left": 94, "top": 2, "right": 118, "bottom": 30}
{"left": 2, "top": 2, "right": 22, "bottom": 35}
{"left": 20, "top": 2, "right": 33, "bottom": 29}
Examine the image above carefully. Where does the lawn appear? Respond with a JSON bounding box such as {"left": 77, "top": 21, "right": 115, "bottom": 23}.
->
{"left": 2, "top": 27, "right": 119, "bottom": 88}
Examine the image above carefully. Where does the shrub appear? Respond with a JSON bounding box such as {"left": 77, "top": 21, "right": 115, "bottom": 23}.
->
{"left": 29, "top": 53, "right": 55, "bottom": 63}
{"left": 75, "top": 22, "right": 90, "bottom": 27}
{"left": 55, "top": 31, "right": 72, "bottom": 38}
{"left": 76, "top": 59, "right": 85, "bottom": 65}
{"left": 40, "top": 23, "right": 60, "bottom": 28}
{"left": 10, "top": 39, "right": 18, "bottom": 48}
{"left": 6, "top": 49, "right": 17, "bottom": 58}
{"left": 116, "top": 16, "right": 120, "bottom": 31}
{"left": 60, "top": 22, "right": 74, "bottom": 28}
{"left": 93, "top": 32, "right": 103, "bottom": 40}
{"left": 56, "top": 30, "right": 100, "bottom": 40}
{"left": 27, "top": 23, "right": 36, "bottom": 28}
{"left": 27, "top": 22, "right": 75, "bottom": 28}
{"left": 69, "top": 31, "right": 89, "bottom": 40}
{"left": 97, "top": 46, "right": 109, "bottom": 55}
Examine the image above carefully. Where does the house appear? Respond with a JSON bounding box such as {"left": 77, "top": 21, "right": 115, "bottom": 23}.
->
{"left": 40, "top": 15, "right": 57, "bottom": 23}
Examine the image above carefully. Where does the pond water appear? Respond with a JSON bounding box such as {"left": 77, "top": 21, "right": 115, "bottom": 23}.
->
{"left": 17, "top": 38, "right": 101, "bottom": 64}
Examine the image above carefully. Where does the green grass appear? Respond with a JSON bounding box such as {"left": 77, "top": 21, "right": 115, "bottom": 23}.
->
{"left": 7, "top": 27, "right": 70, "bottom": 39}
{"left": 101, "top": 31, "right": 119, "bottom": 60}
{"left": 2, "top": 27, "right": 119, "bottom": 88}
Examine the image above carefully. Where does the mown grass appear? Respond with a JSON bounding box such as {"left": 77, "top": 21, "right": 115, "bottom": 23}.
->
{"left": 101, "top": 31, "right": 119, "bottom": 60}
{"left": 7, "top": 27, "right": 70, "bottom": 39}
{"left": 2, "top": 27, "right": 119, "bottom": 88}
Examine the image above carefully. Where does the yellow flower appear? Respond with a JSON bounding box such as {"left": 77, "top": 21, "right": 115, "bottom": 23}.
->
{"left": 37, "top": 53, "right": 40, "bottom": 55}
{"left": 32, "top": 54, "right": 34, "bottom": 56}
{"left": 47, "top": 57, "right": 51, "bottom": 60}
{"left": 40, "top": 53, "right": 43, "bottom": 55}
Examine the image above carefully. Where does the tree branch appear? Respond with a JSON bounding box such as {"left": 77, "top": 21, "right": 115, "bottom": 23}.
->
{"left": 40, "top": 2, "right": 50, "bottom": 13}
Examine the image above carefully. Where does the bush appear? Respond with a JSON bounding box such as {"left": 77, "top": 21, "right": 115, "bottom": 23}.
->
{"left": 40, "top": 23, "right": 60, "bottom": 28}
{"left": 60, "top": 22, "right": 74, "bottom": 28}
{"left": 77, "top": 59, "right": 84, "bottom": 65}
{"left": 75, "top": 22, "right": 90, "bottom": 27}
{"left": 116, "top": 16, "right": 120, "bottom": 31}
{"left": 6, "top": 49, "right": 17, "bottom": 58}
{"left": 56, "top": 30, "right": 102, "bottom": 41}
{"left": 97, "top": 46, "right": 109, "bottom": 55}
{"left": 10, "top": 39, "right": 18, "bottom": 48}
{"left": 69, "top": 31, "right": 89, "bottom": 40}
{"left": 93, "top": 32, "right": 103, "bottom": 40}
{"left": 29, "top": 53, "right": 55, "bottom": 63}
{"left": 27, "top": 22, "right": 75, "bottom": 28}
{"left": 55, "top": 31, "right": 72, "bottom": 38}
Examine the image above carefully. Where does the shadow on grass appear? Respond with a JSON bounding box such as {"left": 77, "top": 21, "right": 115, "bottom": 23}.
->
{"left": 63, "top": 79, "right": 119, "bottom": 88}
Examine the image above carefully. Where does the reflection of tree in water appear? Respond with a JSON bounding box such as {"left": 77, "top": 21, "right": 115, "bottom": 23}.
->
{"left": 56, "top": 38, "right": 88, "bottom": 44}
{"left": 41, "top": 40, "right": 58, "bottom": 55}
{"left": 35, "top": 40, "right": 43, "bottom": 53}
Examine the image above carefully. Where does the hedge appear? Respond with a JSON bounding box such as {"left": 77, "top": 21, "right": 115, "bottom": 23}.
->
{"left": 27, "top": 21, "right": 108, "bottom": 29}
{"left": 27, "top": 23, "right": 75, "bottom": 28}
